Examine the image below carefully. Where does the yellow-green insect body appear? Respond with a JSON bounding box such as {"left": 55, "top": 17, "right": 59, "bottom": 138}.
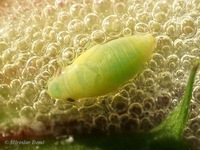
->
{"left": 48, "top": 34, "right": 156, "bottom": 100}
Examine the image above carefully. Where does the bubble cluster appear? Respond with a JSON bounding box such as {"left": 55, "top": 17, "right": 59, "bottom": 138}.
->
{"left": 0, "top": 0, "right": 200, "bottom": 149}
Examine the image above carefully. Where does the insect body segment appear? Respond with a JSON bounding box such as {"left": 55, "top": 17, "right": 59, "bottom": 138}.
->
{"left": 48, "top": 34, "right": 156, "bottom": 100}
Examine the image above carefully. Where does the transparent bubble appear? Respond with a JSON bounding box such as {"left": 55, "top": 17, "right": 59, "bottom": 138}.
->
{"left": 26, "top": 56, "right": 40, "bottom": 68}
{"left": 108, "top": 113, "right": 119, "bottom": 124}
{"left": 148, "top": 20, "right": 162, "bottom": 35}
{"left": 35, "top": 113, "right": 49, "bottom": 122}
{"left": 42, "top": 4, "right": 56, "bottom": 18}
{"left": 145, "top": 78, "right": 155, "bottom": 88}
{"left": 158, "top": 71, "right": 172, "bottom": 88}
{"left": 181, "top": 54, "right": 196, "bottom": 70}
{"left": 38, "top": 90, "right": 54, "bottom": 105}
{"left": 46, "top": 64, "right": 57, "bottom": 78}
{"left": 82, "top": 98, "right": 96, "bottom": 107}
{"left": 2, "top": 49, "right": 14, "bottom": 63}
{"left": 93, "top": 115, "right": 107, "bottom": 129}
{"left": 148, "top": 60, "right": 158, "bottom": 71}
{"left": 31, "top": 13, "right": 43, "bottom": 26}
{"left": 0, "top": 41, "right": 8, "bottom": 52}
{"left": 143, "top": 97, "right": 155, "bottom": 111}
{"left": 140, "top": 117, "right": 153, "bottom": 131}
{"left": 57, "top": 31, "right": 70, "bottom": 45}
{"left": 152, "top": 1, "right": 170, "bottom": 22}
{"left": 125, "top": 17, "right": 136, "bottom": 31}
{"left": 128, "top": 102, "right": 143, "bottom": 117}
{"left": 180, "top": 17, "right": 197, "bottom": 38}
{"left": 113, "top": 2, "right": 126, "bottom": 16}
{"left": 173, "top": 81, "right": 187, "bottom": 98}
{"left": 31, "top": 39, "right": 45, "bottom": 54}
{"left": 156, "top": 91, "right": 171, "bottom": 108}
{"left": 83, "top": 0, "right": 92, "bottom": 6}
{"left": 7, "top": 99, "right": 21, "bottom": 113}
{"left": 79, "top": 104, "right": 104, "bottom": 117}
{"left": 93, "top": 0, "right": 112, "bottom": 14}
{"left": 119, "top": 89, "right": 130, "bottom": 98}
{"left": 142, "top": 69, "right": 155, "bottom": 78}
{"left": 70, "top": 4, "right": 86, "bottom": 18}
{"left": 191, "top": 48, "right": 200, "bottom": 60}
{"left": 183, "top": 127, "right": 193, "bottom": 138}
{"left": 48, "top": 59, "right": 62, "bottom": 72}
{"left": 119, "top": 114, "right": 129, "bottom": 124}
{"left": 190, "top": 121, "right": 200, "bottom": 133}
{"left": 84, "top": 13, "right": 100, "bottom": 30}
{"left": 35, "top": 56, "right": 51, "bottom": 70}
{"left": 25, "top": 25, "right": 40, "bottom": 39}
{"left": 62, "top": 48, "right": 76, "bottom": 65}
{"left": 175, "top": 69, "right": 185, "bottom": 79}
{"left": 187, "top": 136, "right": 199, "bottom": 148}
{"left": 122, "top": 28, "right": 132, "bottom": 36}
{"left": 156, "top": 35, "right": 173, "bottom": 55}
{"left": 57, "top": 12, "right": 71, "bottom": 23}
{"left": 131, "top": 89, "right": 145, "bottom": 102}
{"left": 172, "top": 0, "right": 186, "bottom": 16}
{"left": 106, "top": 123, "right": 120, "bottom": 134}
{"left": 10, "top": 79, "right": 21, "bottom": 92}
{"left": 137, "top": 73, "right": 145, "bottom": 86}
{"left": 136, "top": 11, "right": 150, "bottom": 23}
{"left": 196, "top": 129, "right": 200, "bottom": 139}
{"left": 166, "top": 54, "right": 180, "bottom": 70}
{"left": 124, "top": 118, "right": 140, "bottom": 132}
{"left": 33, "top": 101, "right": 51, "bottom": 114}
{"left": 25, "top": 67, "right": 37, "bottom": 79}
{"left": 123, "top": 82, "right": 137, "bottom": 95}
{"left": 0, "top": 56, "right": 3, "bottom": 68}
{"left": 73, "top": 34, "right": 90, "bottom": 47}
{"left": 21, "top": 81, "right": 38, "bottom": 102}
{"left": 134, "top": 22, "right": 149, "bottom": 33}
{"left": 40, "top": 71, "right": 51, "bottom": 84}
{"left": 132, "top": 3, "right": 143, "bottom": 14}
{"left": 0, "top": 84, "right": 10, "bottom": 99}
{"left": 34, "top": 74, "right": 47, "bottom": 89}
{"left": 127, "top": 5, "right": 136, "bottom": 17}
{"left": 193, "top": 86, "right": 200, "bottom": 102}
{"left": 33, "top": 31, "right": 42, "bottom": 39}
{"left": 153, "top": 109, "right": 166, "bottom": 125}
{"left": 102, "top": 15, "right": 122, "bottom": 37}
{"left": 184, "top": 38, "right": 196, "bottom": 51}
{"left": 152, "top": 53, "right": 166, "bottom": 68}
{"left": 19, "top": 106, "right": 35, "bottom": 118}
{"left": 91, "top": 30, "right": 106, "bottom": 44}
{"left": 68, "top": 19, "right": 85, "bottom": 33}
{"left": 14, "top": 53, "right": 30, "bottom": 68}
{"left": 54, "top": 0, "right": 65, "bottom": 8}
{"left": 53, "top": 21, "right": 65, "bottom": 30}
{"left": 42, "top": 26, "right": 56, "bottom": 40}
{"left": 55, "top": 99, "right": 73, "bottom": 110}
{"left": 173, "top": 38, "right": 184, "bottom": 54}
{"left": 186, "top": 0, "right": 200, "bottom": 12}
{"left": 111, "top": 94, "right": 128, "bottom": 114}
{"left": 164, "top": 19, "right": 179, "bottom": 38}
{"left": 3, "top": 64, "right": 19, "bottom": 79}
{"left": 197, "top": 16, "right": 200, "bottom": 28}
{"left": 143, "top": 0, "right": 155, "bottom": 12}
{"left": 46, "top": 43, "right": 61, "bottom": 57}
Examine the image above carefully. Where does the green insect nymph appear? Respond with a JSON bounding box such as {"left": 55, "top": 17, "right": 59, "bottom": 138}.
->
{"left": 47, "top": 34, "right": 156, "bottom": 100}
